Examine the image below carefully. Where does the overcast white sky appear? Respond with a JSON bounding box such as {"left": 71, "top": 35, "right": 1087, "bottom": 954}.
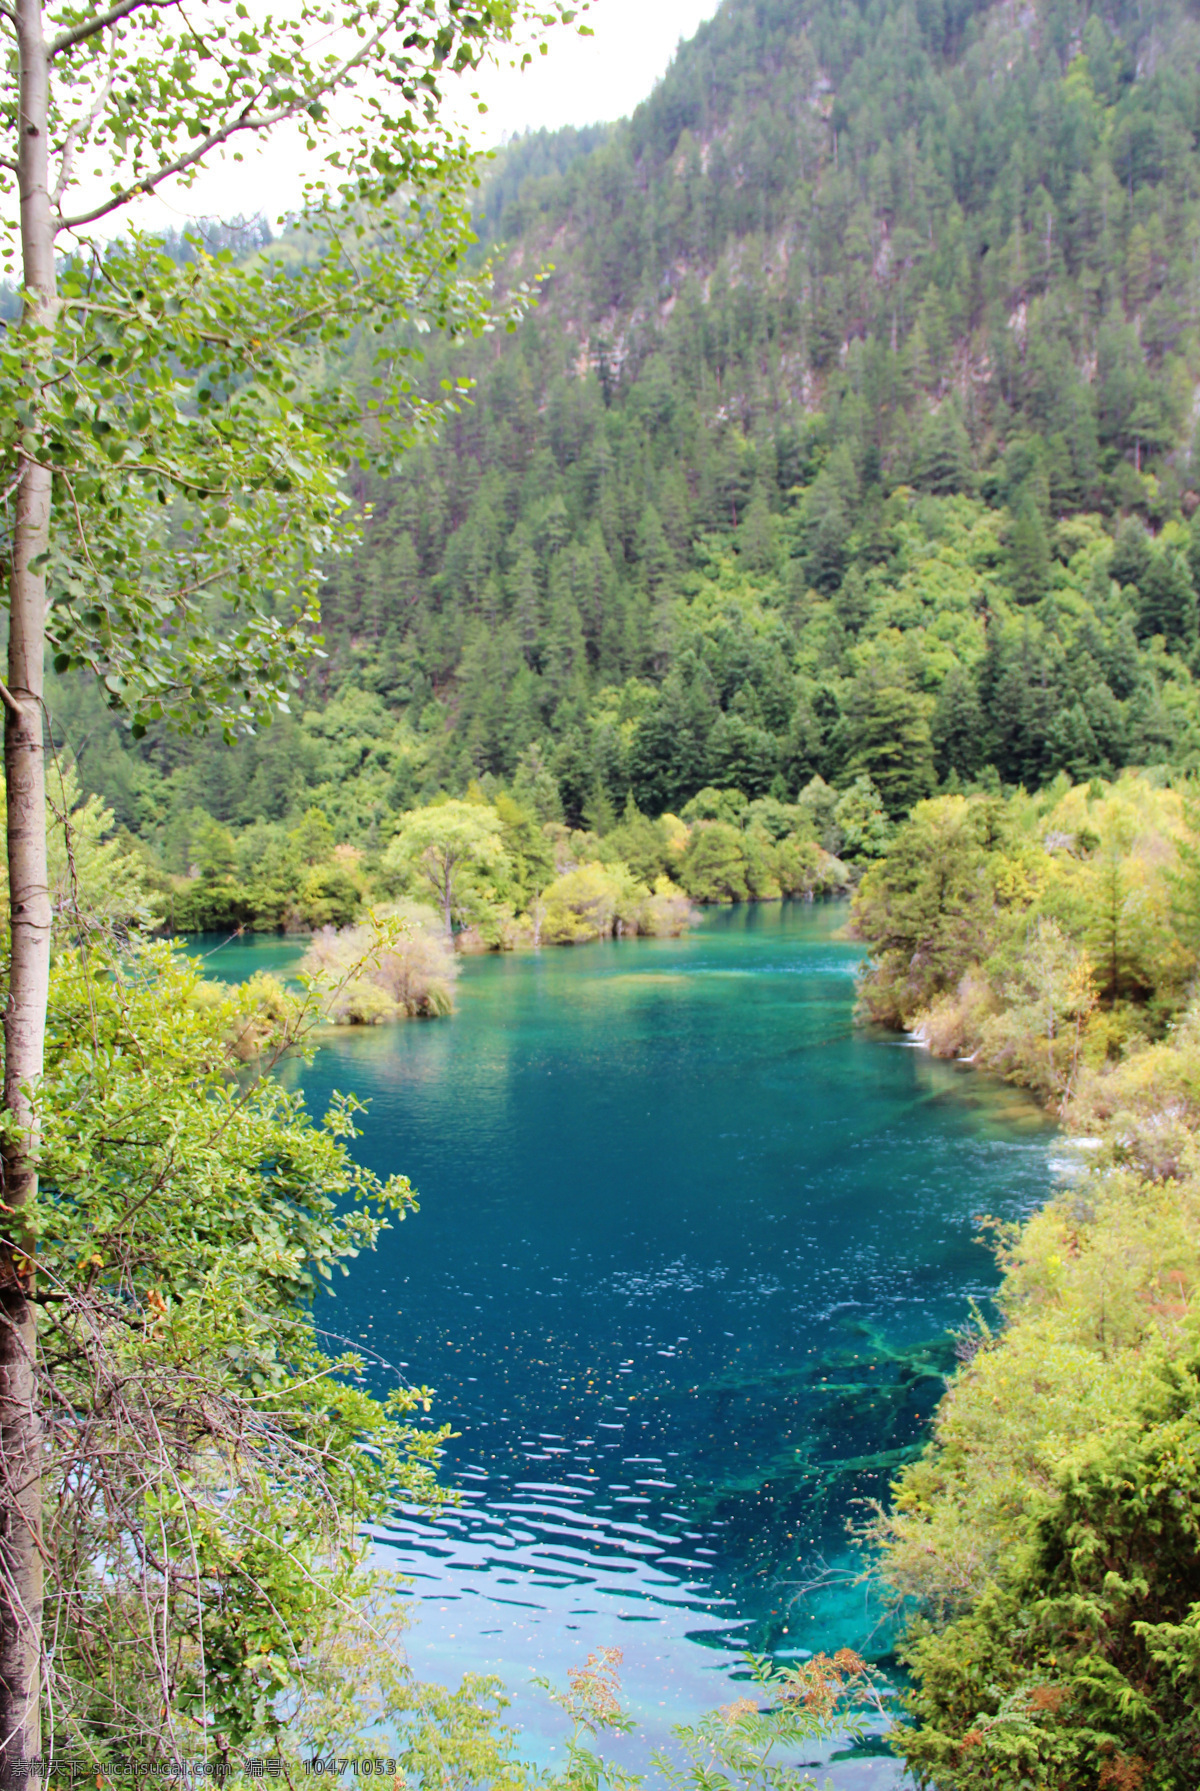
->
{"left": 131, "top": 0, "right": 723, "bottom": 235}
{"left": 467, "top": 0, "right": 723, "bottom": 145}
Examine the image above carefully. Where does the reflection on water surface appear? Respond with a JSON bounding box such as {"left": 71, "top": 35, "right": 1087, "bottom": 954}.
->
{"left": 197, "top": 904, "right": 1054, "bottom": 1785}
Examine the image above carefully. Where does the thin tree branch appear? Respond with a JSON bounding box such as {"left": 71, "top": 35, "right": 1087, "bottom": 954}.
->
{"left": 59, "top": 473, "right": 98, "bottom": 575}
{"left": 52, "top": 49, "right": 117, "bottom": 209}
{"left": 48, "top": 0, "right": 174, "bottom": 60}
{"left": 58, "top": 18, "right": 395, "bottom": 232}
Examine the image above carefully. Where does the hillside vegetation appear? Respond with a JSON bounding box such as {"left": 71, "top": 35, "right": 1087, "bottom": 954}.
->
{"left": 849, "top": 770, "right": 1200, "bottom": 1783}
{"left": 51, "top": 0, "right": 1200, "bottom": 868}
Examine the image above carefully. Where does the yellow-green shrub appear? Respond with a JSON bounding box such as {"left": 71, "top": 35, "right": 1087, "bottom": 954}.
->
{"left": 541, "top": 862, "right": 636, "bottom": 942}
{"left": 301, "top": 905, "right": 457, "bottom": 1022}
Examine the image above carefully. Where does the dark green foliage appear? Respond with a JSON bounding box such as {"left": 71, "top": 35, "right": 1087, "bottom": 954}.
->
{"left": 1110, "top": 519, "right": 1152, "bottom": 592}
{"left": 1137, "top": 551, "right": 1196, "bottom": 646}
{"left": 841, "top": 683, "right": 936, "bottom": 819}
{"left": 931, "top": 666, "right": 986, "bottom": 781}
{"left": 852, "top": 797, "right": 999, "bottom": 1025}
{"left": 1009, "top": 498, "right": 1050, "bottom": 605}
{"left": 918, "top": 405, "right": 974, "bottom": 498}
{"left": 895, "top": 1353, "right": 1200, "bottom": 1789}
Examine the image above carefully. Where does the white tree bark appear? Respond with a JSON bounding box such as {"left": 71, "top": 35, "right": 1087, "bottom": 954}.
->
{"left": 0, "top": 0, "right": 54, "bottom": 1768}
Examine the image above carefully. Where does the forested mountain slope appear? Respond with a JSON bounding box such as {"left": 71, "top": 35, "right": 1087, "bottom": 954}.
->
{"left": 61, "top": 0, "right": 1200, "bottom": 853}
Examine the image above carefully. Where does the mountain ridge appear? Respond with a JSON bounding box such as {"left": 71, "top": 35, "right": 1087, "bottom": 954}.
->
{"left": 54, "top": 0, "right": 1200, "bottom": 856}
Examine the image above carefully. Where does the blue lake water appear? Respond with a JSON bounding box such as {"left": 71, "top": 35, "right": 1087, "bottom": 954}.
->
{"left": 197, "top": 905, "right": 1054, "bottom": 1785}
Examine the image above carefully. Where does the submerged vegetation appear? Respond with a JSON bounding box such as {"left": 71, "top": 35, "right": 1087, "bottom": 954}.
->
{"left": 29, "top": 911, "right": 890, "bottom": 1777}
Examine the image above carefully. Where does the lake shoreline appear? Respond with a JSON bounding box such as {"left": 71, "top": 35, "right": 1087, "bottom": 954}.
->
{"left": 198, "top": 904, "right": 1055, "bottom": 1780}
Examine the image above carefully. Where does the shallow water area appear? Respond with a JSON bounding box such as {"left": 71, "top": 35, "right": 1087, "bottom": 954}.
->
{"left": 195, "top": 904, "right": 1054, "bottom": 1784}
{"left": 186, "top": 929, "right": 309, "bottom": 983}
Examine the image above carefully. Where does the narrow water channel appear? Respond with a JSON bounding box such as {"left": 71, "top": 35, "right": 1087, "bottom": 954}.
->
{"left": 203, "top": 904, "right": 1055, "bottom": 1784}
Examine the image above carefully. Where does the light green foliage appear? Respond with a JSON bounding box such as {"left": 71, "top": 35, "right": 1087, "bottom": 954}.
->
{"left": 830, "top": 778, "right": 892, "bottom": 862}
{"left": 600, "top": 800, "right": 674, "bottom": 885}
{"left": 33, "top": 941, "right": 449, "bottom": 1758}
{"left": 161, "top": 802, "right": 367, "bottom": 933}
{"left": 385, "top": 799, "right": 508, "bottom": 935}
{"left": 3, "top": 0, "right": 584, "bottom": 739}
{"left": 633, "top": 876, "right": 696, "bottom": 938}
{"left": 855, "top": 770, "right": 1200, "bottom": 1777}
{"left": 538, "top": 861, "right": 692, "bottom": 944}
{"left": 874, "top": 1318, "right": 1154, "bottom": 1627}
{"left": 495, "top": 789, "right": 558, "bottom": 910}
{"left": 980, "top": 915, "right": 1097, "bottom": 1096}
{"left": 541, "top": 861, "right": 638, "bottom": 943}
{"left": 678, "top": 822, "right": 750, "bottom": 903}
{"left": 775, "top": 836, "right": 851, "bottom": 899}
{"left": 852, "top": 795, "right": 1011, "bottom": 1030}
{"left": 16, "top": 766, "right": 155, "bottom": 941}
{"left": 682, "top": 788, "right": 750, "bottom": 829}
{"left": 853, "top": 774, "right": 1191, "bottom": 1086}
{"left": 891, "top": 1355, "right": 1200, "bottom": 1789}
{"left": 678, "top": 820, "right": 780, "bottom": 904}
{"left": 270, "top": 1584, "right": 536, "bottom": 1782}
{"left": 148, "top": 784, "right": 704, "bottom": 953}
{"left": 534, "top": 1648, "right": 641, "bottom": 1791}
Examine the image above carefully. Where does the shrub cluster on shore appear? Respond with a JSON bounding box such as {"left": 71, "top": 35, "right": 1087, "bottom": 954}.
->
{"left": 851, "top": 770, "right": 1200, "bottom": 1783}
{"left": 301, "top": 906, "right": 459, "bottom": 1023}
{"left": 852, "top": 770, "right": 1188, "bottom": 1106}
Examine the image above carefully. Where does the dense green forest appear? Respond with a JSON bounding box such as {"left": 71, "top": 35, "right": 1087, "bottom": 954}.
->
{"left": 52, "top": 0, "right": 1200, "bottom": 877}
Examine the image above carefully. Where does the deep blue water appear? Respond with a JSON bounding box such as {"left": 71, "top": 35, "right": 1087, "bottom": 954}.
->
{"left": 195, "top": 905, "right": 1053, "bottom": 1785}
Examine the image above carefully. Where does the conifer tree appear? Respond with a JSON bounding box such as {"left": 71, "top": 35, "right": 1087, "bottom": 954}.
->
{"left": 1009, "top": 496, "right": 1051, "bottom": 605}
{"left": 842, "top": 683, "right": 936, "bottom": 818}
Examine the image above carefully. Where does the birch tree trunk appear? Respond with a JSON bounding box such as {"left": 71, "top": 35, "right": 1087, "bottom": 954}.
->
{"left": 0, "top": 0, "right": 565, "bottom": 1763}
{"left": 0, "top": 0, "right": 53, "bottom": 1767}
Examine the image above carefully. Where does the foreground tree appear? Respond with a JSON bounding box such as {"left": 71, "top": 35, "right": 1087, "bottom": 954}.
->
{"left": 0, "top": 0, "right": 585, "bottom": 1765}
{"left": 36, "top": 943, "right": 447, "bottom": 1760}
{"left": 895, "top": 1352, "right": 1200, "bottom": 1789}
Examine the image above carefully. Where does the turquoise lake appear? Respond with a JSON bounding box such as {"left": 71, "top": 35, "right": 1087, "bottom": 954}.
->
{"left": 199, "top": 904, "right": 1055, "bottom": 1785}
